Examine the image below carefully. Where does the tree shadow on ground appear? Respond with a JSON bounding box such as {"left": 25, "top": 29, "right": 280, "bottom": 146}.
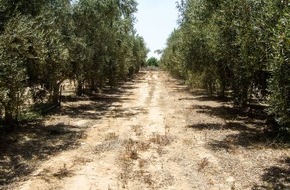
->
{"left": 178, "top": 83, "right": 290, "bottom": 188}
{"left": 0, "top": 94, "right": 123, "bottom": 187}
{"left": 187, "top": 94, "right": 290, "bottom": 189}
{"left": 193, "top": 95, "right": 232, "bottom": 103}
{"left": 171, "top": 86, "right": 191, "bottom": 95}
{"left": 0, "top": 75, "right": 142, "bottom": 188}
{"left": 188, "top": 100, "right": 290, "bottom": 149}
{"left": 209, "top": 129, "right": 290, "bottom": 150}
{"left": 60, "top": 100, "right": 122, "bottom": 120}
{"left": 188, "top": 104, "right": 290, "bottom": 189}
{"left": 0, "top": 122, "right": 85, "bottom": 187}
{"left": 194, "top": 104, "right": 267, "bottom": 121}
{"left": 187, "top": 122, "right": 256, "bottom": 132}
{"left": 252, "top": 157, "right": 290, "bottom": 190}
{"left": 110, "top": 107, "right": 148, "bottom": 118}
{"left": 187, "top": 121, "right": 290, "bottom": 150}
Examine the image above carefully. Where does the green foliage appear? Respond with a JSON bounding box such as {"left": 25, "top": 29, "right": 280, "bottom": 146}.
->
{"left": 268, "top": 10, "right": 290, "bottom": 129}
{"left": 0, "top": 0, "right": 148, "bottom": 126}
{"left": 161, "top": 0, "right": 290, "bottom": 129}
{"left": 146, "top": 57, "right": 159, "bottom": 67}
{"left": 0, "top": 15, "right": 33, "bottom": 125}
{"left": 160, "top": 29, "right": 185, "bottom": 79}
{"left": 71, "top": 0, "right": 147, "bottom": 91}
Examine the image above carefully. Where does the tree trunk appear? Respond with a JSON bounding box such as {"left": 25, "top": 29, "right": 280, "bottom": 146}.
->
{"left": 76, "top": 80, "right": 83, "bottom": 96}
{"left": 4, "top": 107, "right": 14, "bottom": 127}
{"left": 90, "top": 79, "right": 96, "bottom": 93}
{"left": 4, "top": 89, "right": 17, "bottom": 127}
{"left": 51, "top": 84, "right": 60, "bottom": 105}
{"left": 219, "top": 80, "right": 226, "bottom": 97}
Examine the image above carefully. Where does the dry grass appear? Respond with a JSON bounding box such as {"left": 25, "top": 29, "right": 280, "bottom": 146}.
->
{"left": 156, "top": 146, "right": 167, "bottom": 156}
{"left": 137, "top": 141, "right": 151, "bottom": 151}
{"left": 115, "top": 121, "right": 175, "bottom": 189}
{"left": 197, "top": 158, "right": 209, "bottom": 172}
{"left": 131, "top": 125, "right": 143, "bottom": 136}
{"left": 182, "top": 138, "right": 193, "bottom": 146}
{"left": 149, "top": 134, "right": 173, "bottom": 146}
{"left": 143, "top": 174, "right": 154, "bottom": 186}
{"left": 53, "top": 164, "right": 74, "bottom": 179}
{"left": 94, "top": 139, "right": 123, "bottom": 154}
{"left": 138, "top": 159, "right": 149, "bottom": 168}
{"left": 118, "top": 154, "right": 133, "bottom": 189}
{"left": 124, "top": 139, "right": 139, "bottom": 160}
{"left": 73, "top": 156, "right": 93, "bottom": 165}
{"left": 104, "top": 132, "right": 119, "bottom": 141}
{"left": 117, "top": 136, "right": 158, "bottom": 189}
{"left": 117, "top": 138, "right": 142, "bottom": 188}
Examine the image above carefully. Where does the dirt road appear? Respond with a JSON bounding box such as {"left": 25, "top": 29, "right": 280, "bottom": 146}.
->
{"left": 7, "top": 71, "right": 289, "bottom": 189}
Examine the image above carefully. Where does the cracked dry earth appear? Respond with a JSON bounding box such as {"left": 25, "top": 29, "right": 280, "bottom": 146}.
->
{"left": 6, "top": 71, "right": 290, "bottom": 190}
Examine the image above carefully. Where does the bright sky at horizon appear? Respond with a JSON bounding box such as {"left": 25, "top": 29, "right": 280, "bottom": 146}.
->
{"left": 135, "top": 0, "right": 179, "bottom": 59}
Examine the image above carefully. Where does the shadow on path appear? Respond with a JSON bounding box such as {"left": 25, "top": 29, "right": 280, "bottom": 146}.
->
{"left": 252, "top": 157, "right": 290, "bottom": 190}
{"left": 185, "top": 91, "right": 290, "bottom": 189}
{"left": 0, "top": 73, "right": 144, "bottom": 188}
{"left": 0, "top": 123, "right": 85, "bottom": 187}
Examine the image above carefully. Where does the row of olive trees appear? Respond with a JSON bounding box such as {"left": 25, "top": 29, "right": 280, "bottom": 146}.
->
{"left": 0, "top": 0, "right": 148, "bottom": 126}
{"left": 161, "top": 0, "right": 289, "bottom": 130}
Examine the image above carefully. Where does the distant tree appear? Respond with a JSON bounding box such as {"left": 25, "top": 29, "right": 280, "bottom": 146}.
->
{"left": 146, "top": 57, "right": 159, "bottom": 67}
{"left": 154, "top": 49, "right": 163, "bottom": 55}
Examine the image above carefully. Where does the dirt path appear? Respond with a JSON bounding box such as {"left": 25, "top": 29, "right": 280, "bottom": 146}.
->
{"left": 7, "top": 71, "right": 290, "bottom": 190}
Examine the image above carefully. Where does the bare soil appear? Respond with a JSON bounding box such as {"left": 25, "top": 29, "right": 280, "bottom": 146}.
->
{"left": 1, "top": 71, "right": 289, "bottom": 190}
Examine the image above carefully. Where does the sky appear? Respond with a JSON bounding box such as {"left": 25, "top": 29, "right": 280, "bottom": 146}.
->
{"left": 135, "top": 0, "right": 179, "bottom": 59}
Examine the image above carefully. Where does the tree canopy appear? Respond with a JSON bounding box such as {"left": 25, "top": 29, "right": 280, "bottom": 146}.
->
{"left": 0, "top": 0, "right": 148, "bottom": 126}
{"left": 161, "top": 0, "right": 290, "bottom": 130}
{"left": 146, "top": 57, "right": 159, "bottom": 67}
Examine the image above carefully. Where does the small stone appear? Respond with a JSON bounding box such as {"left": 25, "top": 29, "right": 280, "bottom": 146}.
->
{"left": 226, "top": 176, "right": 235, "bottom": 182}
